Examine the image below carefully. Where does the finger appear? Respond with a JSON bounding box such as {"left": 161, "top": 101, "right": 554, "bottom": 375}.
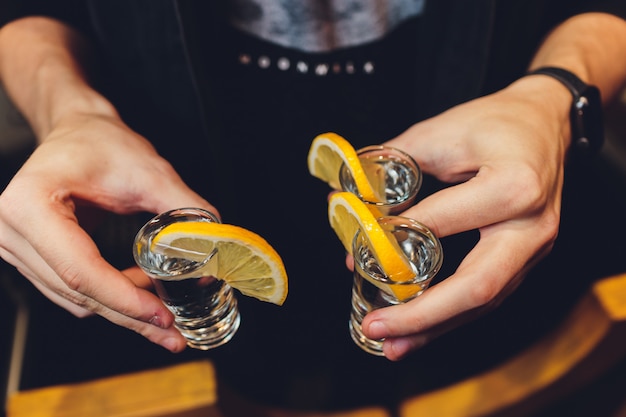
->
{"left": 384, "top": 115, "right": 481, "bottom": 179}
{"left": 94, "top": 301, "right": 187, "bottom": 352}
{"left": 2, "top": 219, "right": 187, "bottom": 351}
{"left": 2, "top": 244, "right": 94, "bottom": 317}
{"left": 380, "top": 302, "right": 490, "bottom": 361}
{"left": 382, "top": 335, "right": 431, "bottom": 362}
{"left": 27, "top": 270, "right": 95, "bottom": 317}
{"left": 122, "top": 265, "right": 153, "bottom": 289}
{"left": 1, "top": 218, "right": 93, "bottom": 316}
{"left": 346, "top": 254, "right": 354, "bottom": 271}
{"left": 4, "top": 217, "right": 187, "bottom": 352}
{"left": 5, "top": 192, "right": 175, "bottom": 325}
{"left": 59, "top": 149, "right": 221, "bottom": 220}
{"left": 130, "top": 162, "right": 221, "bottom": 220}
{"left": 361, "top": 225, "right": 543, "bottom": 355}
{"left": 399, "top": 162, "right": 542, "bottom": 238}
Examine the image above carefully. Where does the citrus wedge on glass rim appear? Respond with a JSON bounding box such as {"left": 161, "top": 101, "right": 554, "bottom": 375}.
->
{"left": 150, "top": 222, "right": 288, "bottom": 305}
{"left": 328, "top": 192, "right": 418, "bottom": 300}
{"left": 307, "top": 132, "right": 381, "bottom": 202}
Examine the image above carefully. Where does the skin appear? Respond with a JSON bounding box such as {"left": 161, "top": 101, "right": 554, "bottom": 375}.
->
{"left": 0, "top": 17, "right": 217, "bottom": 352}
{"left": 362, "top": 12, "right": 626, "bottom": 360}
{"left": 1, "top": 12, "right": 626, "bottom": 357}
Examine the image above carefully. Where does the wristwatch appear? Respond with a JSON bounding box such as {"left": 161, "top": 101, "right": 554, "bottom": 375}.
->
{"left": 526, "top": 66, "right": 604, "bottom": 162}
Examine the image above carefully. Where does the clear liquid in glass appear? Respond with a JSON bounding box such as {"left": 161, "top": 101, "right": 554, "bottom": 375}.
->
{"left": 349, "top": 217, "right": 442, "bottom": 356}
{"left": 340, "top": 146, "right": 422, "bottom": 214}
{"left": 133, "top": 208, "right": 241, "bottom": 350}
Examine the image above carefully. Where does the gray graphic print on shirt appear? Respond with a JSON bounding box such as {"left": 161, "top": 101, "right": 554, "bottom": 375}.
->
{"left": 229, "top": 0, "right": 426, "bottom": 52}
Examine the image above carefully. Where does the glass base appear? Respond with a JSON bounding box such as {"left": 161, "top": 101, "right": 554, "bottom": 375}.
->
{"left": 179, "top": 302, "right": 241, "bottom": 350}
{"left": 349, "top": 308, "right": 385, "bottom": 357}
{"left": 166, "top": 281, "right": 242, "bottom": 351}
{"left": 349, "top": 316, "right": 384, "bottom": 356}
{"left": 349, "top": 277, "right": 387, "bottom": 356}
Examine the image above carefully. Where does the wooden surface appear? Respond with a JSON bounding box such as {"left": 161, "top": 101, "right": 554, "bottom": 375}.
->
{"left": 6, "top": 273, "right": 626, "bottom": 417}
{"left": 215, "top": 381, "right": 391, "bottom": 417}
{"left": 5, "top": 358, "right": 388, "bottom": 417}
{"left": 399, "top": 273, "right": 626, "bottom": 417}
{"left": 7, "top": 360, "right": 220, "bottom": 417}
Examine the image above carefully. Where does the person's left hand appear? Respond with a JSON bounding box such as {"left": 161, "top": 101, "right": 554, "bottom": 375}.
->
{"left": 361, "top": 75, "right": 572, "bottom": 360}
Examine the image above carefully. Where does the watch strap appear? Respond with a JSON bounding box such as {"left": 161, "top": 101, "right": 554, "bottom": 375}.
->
{"left": 527, "top": 67, "right": 587, "bottom": 98}
{"left": 526, "top": 66, "right": 604, "bottom": 162}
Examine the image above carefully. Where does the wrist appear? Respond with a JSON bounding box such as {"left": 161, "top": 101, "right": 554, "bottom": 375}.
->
{"left": 34, "top": 62, "right": 118, "bottom": 140}
{"left": 506, "top": 75, "right": 573, "bottom": 148}
{"left": 524, "top": 67, "right": 604, "bottom": 163}
{"left": 0, "top": 17, "right": 118, "bottom": 141}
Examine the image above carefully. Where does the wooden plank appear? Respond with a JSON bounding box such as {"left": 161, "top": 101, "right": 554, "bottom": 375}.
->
{"left": 7, "top": 360, "right": 220, "bottom": 417}
{"left": 10, "top": 274, "right": 626, "bottom": 417}
{"left": 254, "top": 409, "right": 391, "bottom": 417}
{"left": 216, "top": 380, "right": 392, "bottom": 417}
{"left": 398, "top": 273, "right": 626, "bottom": 417}
{"left": 594, "top": 273, "right": 626, "bottom": 320}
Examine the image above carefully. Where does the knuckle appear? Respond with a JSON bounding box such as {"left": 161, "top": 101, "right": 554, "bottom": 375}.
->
{"left": 63, "top": 290, "right": 91, "bottom": 310}
{"left": 505, "top": 167, "right": 545, "bottom": 210}
{"left": 56, "top": 282, "right": 94, "bottom": 313}
{"left": 148, "top": 157, "right": 178, "bottom": 182}
{"left": 466, "top": 279, "right": 501, "bottom": 308}
{"left": 416, "top": 212, "right": 443, "bottom": 238}
{"left": 0, "top": 188, "right": 21, "bottom": 220}
{"left": 59, "top": 262, "right": 89, "bottom": 297}
{"left": 61, "top": 270, "right": 82, "bottom": 293}
{"left": 532, "top": 217, "right": 560, "bottom": 257}
{"left": 540, "top": 211, "right": 560, "bottom": 241}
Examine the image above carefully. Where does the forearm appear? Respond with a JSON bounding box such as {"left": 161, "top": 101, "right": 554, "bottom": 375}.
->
{"left": 529, "top": 12, "right": 626, "bottom": 104}
{"left": 501, "top": 12, "right": 626, "bottom": 155}
{"left": 0, "top": 16, "right": 117, "bottom": 141}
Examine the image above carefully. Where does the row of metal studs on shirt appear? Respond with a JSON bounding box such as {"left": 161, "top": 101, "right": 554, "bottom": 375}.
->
{"left": 238, "top": 53, "right": 375, "bottom": 75}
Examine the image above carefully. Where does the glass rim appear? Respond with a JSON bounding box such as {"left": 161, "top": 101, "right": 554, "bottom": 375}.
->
{"left": 352, "top": 215, "right": 443, "bottom": 285}
{"left": 132, "top": 207, "right": 221, "bottom": 278}
{"left": 146, "top": 207, "right": 220, "bottom": 224}
{"left": 338, "top": 145, "right": 422, "bottom": 206}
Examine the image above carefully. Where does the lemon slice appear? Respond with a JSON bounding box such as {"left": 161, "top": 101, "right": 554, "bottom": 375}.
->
{"left": 307, "top": 133, "right": 380, "bottom": 202}
{"left": 328, "top": 192, "right": 418, "bottom": 300}
{"left": 151, "top": 222, "right": 288, "bottom": 305}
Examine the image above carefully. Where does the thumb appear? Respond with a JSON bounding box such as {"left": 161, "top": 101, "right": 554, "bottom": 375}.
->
{"left": 138, "top": 169, "right": 221, "bottom": 221}
{"left": 122, "top": 265, "right": 152, "bottom": 289}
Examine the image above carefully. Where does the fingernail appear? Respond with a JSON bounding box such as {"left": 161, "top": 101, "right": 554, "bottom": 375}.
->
{"left": 367, "top": 320, "right": 388, "bottom": 338}
{"left": 149, "top": 315, "right": 164, "bottom": 328}
{"left": 163, "top": 337, "right": 181, "bottom": 352}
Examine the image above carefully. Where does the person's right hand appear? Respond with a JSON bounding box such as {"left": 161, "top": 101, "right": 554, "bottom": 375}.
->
{"left": 0, "top": 111, "right": 218, "bottom": 352}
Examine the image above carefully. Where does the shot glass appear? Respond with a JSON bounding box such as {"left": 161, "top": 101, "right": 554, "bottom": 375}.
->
{"left": 133, "top": 208, "right": 241, "bottom": 350}
{"left": 339, "top": 145, "right": 422, "bottom": 215}
{"left": 349, "top": 216, "right": 443, "bottom": 356}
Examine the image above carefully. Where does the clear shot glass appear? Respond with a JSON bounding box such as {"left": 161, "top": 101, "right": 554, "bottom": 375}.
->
{"left": 133, "top": 208, "right": 241, "bottom": 350}
{"left": 339, "top": 145, "right": 422, "bottom": 215}
{"left": 350, "top": 216, "right": 443, "bottom": 356}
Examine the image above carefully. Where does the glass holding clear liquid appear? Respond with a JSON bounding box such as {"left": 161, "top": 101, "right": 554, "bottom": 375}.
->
{"left": 133, "top": 208, "right": 241, "bottom": 350}
{"left": 339, "top": 145, "right": 422, "bottom": 215}
{"left": 350, "top": 216, "right": 443, "bottom": 356}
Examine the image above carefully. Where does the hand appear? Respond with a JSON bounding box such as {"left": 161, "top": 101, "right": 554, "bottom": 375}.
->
{"left": 0, "top": 112, "right": 218, "bottom": 352}
{"left": 361, "top": 76, "right": 571, "bottom": 360}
